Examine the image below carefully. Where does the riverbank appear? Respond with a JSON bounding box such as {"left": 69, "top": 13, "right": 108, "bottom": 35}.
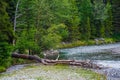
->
{"left": 58, "top": 38, "right": 115, "bottom": 49}
{"left": 0, "top": 63, "right": 106, "bottom": 80}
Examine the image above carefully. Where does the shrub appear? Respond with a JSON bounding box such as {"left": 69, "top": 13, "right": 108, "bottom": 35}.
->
{"left": 15, "top": 29, "right": 40, "bottom": 54}
{"left": 41, "top": 33, "right": 62, "bottom": 49}
{"left": 0, "top": 42, "right": 12, "bottom": 68}
{"left": 48, "top": 24, "right": 69, "bottom": 41}
{"left": 104, "top": 38, "right": 114, "bottom": 43}
{"left": 86, "top": 40, "right": 96, "bottom": 45}
{"left": 0, "top": 66, "right": 6, "bottom": 72}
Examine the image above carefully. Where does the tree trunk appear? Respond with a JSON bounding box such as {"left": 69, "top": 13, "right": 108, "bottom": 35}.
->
{"left": 11, "top": 53, "right": 102, "bottom": 69}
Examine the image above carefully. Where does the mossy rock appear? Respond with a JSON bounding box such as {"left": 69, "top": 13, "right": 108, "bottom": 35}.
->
{"left": 0, "top": 66, "right": 6, "bottom": 73}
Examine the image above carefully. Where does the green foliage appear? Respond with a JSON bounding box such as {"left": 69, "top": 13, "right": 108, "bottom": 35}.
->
{"left": 105, "top": 3, "right": 113, "bottom": 37}
{"left": 0, "top": 0, "right": 14, "bottom": 43}
{"left": 58, "top": 41, "right": 87, "bottom": 49}
{"left": 113, "top": 33, "right": 120, "bottom": 42}
{"left": 0, "top": 0, "right": 14, "bottom": 68}
{"left": 93, "top": 1, "right": 108, "bottom": 21}
{"left": 76, "top": 0, "right": 93, "bottom": 39}
{"left": 6, "top": 0, "right": 17, "bottom": 23}
{"left": 0, "top": 66, "right": 6, "bottom": 73}
{"left": 11, "top": 58, "right": 34, "bottom": 65}
{"left": 104, "top": 38, "right": 114, "bottom": 43}
{"left": 0, "top": 0, "right": 119, "bottom": 62}
{"left": 100, "top": 22, "right": 105, "bottom": 37}
{"left": 41, "top": 32, "right": 62, "bottom": 50}
{"left": 15, "top": 28, "right": 40, "bottom": 54}
{"left": 11, "top": 0, "right": 117, "bottom": 52}
{"left": 41, "top": 24, "right": 69, "bottom": 50}
{"left": 48, "top": 24, "right": 69, "bottom": 41}
{"left": 16, "top": 0, "right": 35, "bottom": 35}
{"left": 86, "top": 17, "right": 91, "bottom": 40}
{"left": 93, "top": 1, "right": 112, "bottom": 38}
{"left": 34, "top": 0, "right": 72, "bottom": 28}
{"left": 0, "top": 42, "right": 12, "bottom": 67}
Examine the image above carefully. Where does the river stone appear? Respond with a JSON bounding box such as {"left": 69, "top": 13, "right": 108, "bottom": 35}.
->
{"left": 110, "top": 47, "right": 120, "bottom": 54}
{"left": 42, "top": 49, "right": 59, "bottom": 60}
{"left": 107, "top": 77, "right": 120, "bottom": 80}
{"left": 106, "top": 68, "right": 120, "bottom": 80}
{"left": 6, "top": 65, "right": 25, "bottom": 73}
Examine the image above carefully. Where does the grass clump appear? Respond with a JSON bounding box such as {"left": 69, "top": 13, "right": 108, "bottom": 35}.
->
{"left": 58, "top": 38, "right": 116, "bottom": 49}
{"left": 76, "top": 68, "right": 106, "bottom": 80}
{"left": 0, "top": 64, "right": 106, "bottom": 80}
{"left": 0, "top": 66, "right": 6, "bottom": 73}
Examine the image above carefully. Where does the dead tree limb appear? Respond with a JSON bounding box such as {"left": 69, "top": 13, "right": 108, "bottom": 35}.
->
{"left": 11, "top": 53, "right": 102, "bottom": 69}
{"left": 12, "top": 53, "right": 48, "bottom": 64}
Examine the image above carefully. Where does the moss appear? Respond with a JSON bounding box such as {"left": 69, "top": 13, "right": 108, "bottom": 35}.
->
{"left": 0, "top": 66, "right": 6, "bottom": 73}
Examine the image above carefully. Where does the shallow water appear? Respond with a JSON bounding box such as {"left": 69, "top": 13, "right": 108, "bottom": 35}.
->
{"left": 59, "top": 43, "right": 120, "bottom": 80}
{"left": 59, "top": 43, "right": 120, "bottom": 62}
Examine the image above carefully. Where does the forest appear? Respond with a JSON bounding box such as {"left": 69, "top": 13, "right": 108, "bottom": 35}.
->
{"left": 0, "top": 0, "right": 120, "bottom": 73}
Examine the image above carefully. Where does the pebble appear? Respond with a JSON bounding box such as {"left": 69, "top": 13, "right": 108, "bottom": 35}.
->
{"left": 0, "top": 64, "right": 85, "bottom": 80}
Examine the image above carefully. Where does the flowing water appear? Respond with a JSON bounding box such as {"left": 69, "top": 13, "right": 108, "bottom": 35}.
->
{"left": 59, "top": 43, "right": 120, "bottom": 80}
{"left": 1, "top": 43, "right": 120, "bottom": 80}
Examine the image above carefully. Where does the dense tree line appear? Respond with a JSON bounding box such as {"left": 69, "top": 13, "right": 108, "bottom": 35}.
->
{"left": 0, "top": 0, "right": 120, "bottom": 68}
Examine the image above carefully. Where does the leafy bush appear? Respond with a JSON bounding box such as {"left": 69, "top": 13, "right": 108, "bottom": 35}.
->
{"left": 11, "top": 58, "right": 34, "bottom": 65}
{"left": 15, "top": 29, "right": 40, "bottom": 54}
{"left": 0, "top": 66, "right": 6, "bottom": 72}
{"left": 112, "top": 33, "right": 120, "bottom": 42}
{"left": 58, "top": 41, "right": 87, "bottom": 48}
{"left": 104, "top": 38, "right": 114, "bottom": 43}
{"left": 86, "top": 40, "right": 96, "bottom": 45}
{"left": 0, "top": 42, "right": 12, "bottom": 68}
{"left": 48, "top": 24, "right": 69, "bottom": 41}
{"left": 41, "top": 33, "right": 62, "bottom": 49}
{"left": 41, "top": 24, "right": 69, "bottom": 50}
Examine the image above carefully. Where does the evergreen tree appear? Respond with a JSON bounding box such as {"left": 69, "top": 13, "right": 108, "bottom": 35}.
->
{"left": 93, "top": 0, "right": 108, "bottom": 37}
{"left": 100, "top": 22, "right": 105, "bottom": 37}
{"left": 66, "top": 0, "right": 81, "bottom": 41}
{"left": 76, "top": 0, "right": 93, "bottom": 39}
{"left": 105, "top": 3, "right": 113, "bottom": 37}
{"left": 86, "top": 17, "right": 91, "bottom": 40}
{"left": 0, "top": 0, "right": 13, "bottom": 67}
{"left": 6, "top": 0, "right": 17, "bottom": 24}
{"left": 16, "top": 0, "right": 35, "bottom": 34}
{"left": 112, "top": 0, "right": 120, "bottom": 34}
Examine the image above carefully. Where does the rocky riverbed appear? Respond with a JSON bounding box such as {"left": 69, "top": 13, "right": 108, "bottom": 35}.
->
{"left": 93, "top": 61, "right": 120, "bottom": 80}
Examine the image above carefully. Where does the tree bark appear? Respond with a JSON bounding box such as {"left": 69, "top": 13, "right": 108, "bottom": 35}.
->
{"left": 11, "top": 53, "right": 102, "bottom": 69}
{"left": 13, "top": 0, "right": 20, "bottom": 46}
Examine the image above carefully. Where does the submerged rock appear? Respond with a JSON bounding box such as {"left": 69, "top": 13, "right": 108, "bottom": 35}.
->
{"left": 42, "top": 49, "right": 59, "bottom": 60}
{"left": 107, "top": 68, "right": 120, "bottom": 78}
{"left": 110, "top": 47, "right": 120, "bottom": 54}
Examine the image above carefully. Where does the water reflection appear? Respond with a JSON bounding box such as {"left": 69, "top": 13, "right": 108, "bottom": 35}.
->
{"left": 59, "top": 43, "right": 120, "bottom": 79}
{"left": 59, "top": 43, "right": 120, "bottom": 61}
{"left": 60, "top": 52, "right": 120, "bottom": 61}
{"left": 59, "top": 43, "right": 120, "bottom": 68}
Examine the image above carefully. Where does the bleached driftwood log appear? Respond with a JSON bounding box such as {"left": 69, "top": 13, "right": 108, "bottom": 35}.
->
{"left": 12, "top": 53, "right": 101, "bottom": 69}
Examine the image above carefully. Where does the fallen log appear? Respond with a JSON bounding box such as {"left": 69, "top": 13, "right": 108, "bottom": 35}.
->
{"left": 11, "top": 53, "right": 102, "bottom": 69}
{"left": 12, "top": 53, "right": 48, "bottom": 64}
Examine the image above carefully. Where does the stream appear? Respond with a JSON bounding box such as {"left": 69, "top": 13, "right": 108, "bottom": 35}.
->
{"left": 59, "top": 43, "right": 120, "bottom": 80}
{"left": 1, "top": 43, "right": 120, "bottom": 80}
